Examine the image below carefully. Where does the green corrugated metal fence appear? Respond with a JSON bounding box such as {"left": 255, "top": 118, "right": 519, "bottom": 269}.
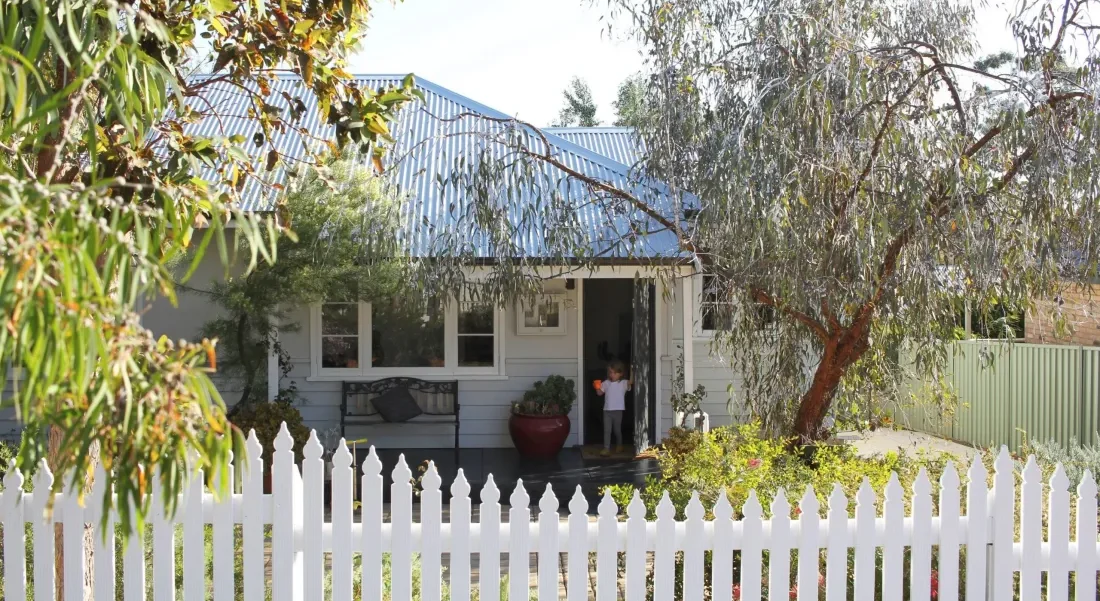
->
{"left": 901, "top": 342, "right": 1100, "bottom": 451}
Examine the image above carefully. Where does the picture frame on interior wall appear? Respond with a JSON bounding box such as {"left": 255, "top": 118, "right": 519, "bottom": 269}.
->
{"left": 516, "top": 294, "right": 567, "bottom": 335}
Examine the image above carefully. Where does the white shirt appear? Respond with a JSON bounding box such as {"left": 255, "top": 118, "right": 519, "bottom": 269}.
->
{"left": 601, "top": 379, "right": 629, "bottom": 411}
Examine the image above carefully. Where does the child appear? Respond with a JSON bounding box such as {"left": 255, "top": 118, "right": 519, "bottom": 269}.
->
{"left": 596, "top": 360, "right": 631, "bottom": 456}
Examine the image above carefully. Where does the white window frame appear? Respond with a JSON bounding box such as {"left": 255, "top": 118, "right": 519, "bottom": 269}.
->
{"left": 309, "top": 301, "right": 505, "bottom": 380}
{"left": 694, "top": 273, "right": 735, "bottom": 338}
{"left": 515, "top": 294, "right": 568, "bottom": 336}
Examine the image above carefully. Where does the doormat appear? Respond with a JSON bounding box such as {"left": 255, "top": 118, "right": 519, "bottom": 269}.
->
{"left": 580, "top": 444, "right": 654, "bottom": 460}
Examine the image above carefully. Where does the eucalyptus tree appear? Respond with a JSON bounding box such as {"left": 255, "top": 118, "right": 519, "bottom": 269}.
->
{"left": 446, "top": 0, "right": 1099, "bottom": 442}
{"left": 555, "top": 76, "right": 601, "bottom": 126}
{"left": 0, "top": 0, "right": 412, "bottom": 580}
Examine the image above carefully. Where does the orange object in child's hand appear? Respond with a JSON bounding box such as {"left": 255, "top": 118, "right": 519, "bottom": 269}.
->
{"left": 592, "top": 379, "right": 602, "bottom": 391}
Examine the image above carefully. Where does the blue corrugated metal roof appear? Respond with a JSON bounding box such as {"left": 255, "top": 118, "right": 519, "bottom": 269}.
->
{"left": 183, "top": 73, "right": 684, "bottom": 260}
{"left": 542, "top": 127, "right": 644, "bottom": 168}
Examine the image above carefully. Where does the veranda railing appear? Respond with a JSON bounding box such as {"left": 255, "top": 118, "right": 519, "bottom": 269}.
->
{"left": 1, "top": 424, "right": 1099, "bottom": 601}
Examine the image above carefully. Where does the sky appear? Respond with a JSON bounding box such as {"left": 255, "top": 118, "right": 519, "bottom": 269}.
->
{"left": 352, "top": 0, "right": 1022, "bottom": 128}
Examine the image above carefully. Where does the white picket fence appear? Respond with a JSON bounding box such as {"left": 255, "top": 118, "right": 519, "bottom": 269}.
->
{"left": 1, "top": 424, "right": 1099, "bottom": 601}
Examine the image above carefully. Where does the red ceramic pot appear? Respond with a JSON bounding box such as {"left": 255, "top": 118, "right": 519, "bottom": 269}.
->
{"left": 508, "top": 414, "right": 571, "bottom": 459}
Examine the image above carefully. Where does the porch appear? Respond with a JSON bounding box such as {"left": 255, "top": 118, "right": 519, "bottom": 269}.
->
{"left": 354, "top": 446, "right": 660, "bottom": 510}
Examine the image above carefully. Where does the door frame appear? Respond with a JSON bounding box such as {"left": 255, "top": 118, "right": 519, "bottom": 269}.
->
{"left": 574, "top": 277, "right": 664, "bottom": 448}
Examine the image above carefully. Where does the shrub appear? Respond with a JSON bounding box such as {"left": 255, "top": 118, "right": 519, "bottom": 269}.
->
{"left": 229, "top": 400, "right": 311, "bottom": 464}
{"left": 511, "top": 375, "right": 576, "bottom": 416}
{"left": 605, "top": 423, "right": 961, "bottom": 600}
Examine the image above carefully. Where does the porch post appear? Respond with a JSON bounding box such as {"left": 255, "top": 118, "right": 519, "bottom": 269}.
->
{"left": 680, "top": 276, "right": 695, "bottom": 427}
{"left": 575, "top": 278, "right": 585, "bottom": 445}
{"left": 268, "top": 327, "right": 280, "bottom": 401}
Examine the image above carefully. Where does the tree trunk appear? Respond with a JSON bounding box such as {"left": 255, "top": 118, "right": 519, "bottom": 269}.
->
{"left": 792, "top": 326, "right": 872, "bottom": 443}
{"left": 49, "top": 426, "right": 98, "bottom": 601}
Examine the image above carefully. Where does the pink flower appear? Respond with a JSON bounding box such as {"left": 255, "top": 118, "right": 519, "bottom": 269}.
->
{"left": 747, "top": 458, "right": 762, "bottom": 469}
{"left": 818, "top": 573, "right": 825, "bottom": 587}
{"left": 789, "top": 585, "right": 798, "bottom": 598}
{"left": 732, "top": 584, "right": 741, "bottom": 600}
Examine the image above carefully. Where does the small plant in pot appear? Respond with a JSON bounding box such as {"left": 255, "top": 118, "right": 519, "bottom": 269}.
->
{"left": 508, "top": 375, "right": 576, "bottom": 458}
{"left": 229, "top": 399, "right": 311, "bottom": 492}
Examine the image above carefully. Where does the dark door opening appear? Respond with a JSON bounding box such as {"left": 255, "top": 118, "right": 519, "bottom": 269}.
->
{"left": 582, "top": 279, "right": 656, "bottom": 450}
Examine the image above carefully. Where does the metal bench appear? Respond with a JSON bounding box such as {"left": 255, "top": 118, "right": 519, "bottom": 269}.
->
{"left": 341, "top": 378, "right": 459, "bottom": 449}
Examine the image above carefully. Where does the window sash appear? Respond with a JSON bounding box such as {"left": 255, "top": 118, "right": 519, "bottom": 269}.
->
{"left": 312, "top": 301, "right": 501, "bottom": 377}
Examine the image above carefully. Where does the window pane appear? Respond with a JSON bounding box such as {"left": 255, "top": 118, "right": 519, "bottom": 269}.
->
{"left": 322, "top": 304, "right": 358, "bottom": 335}
{"left": 371, "top": 302, "right": 445, "bottom": 367}
{"left": 702, "top": 303, "right": 734, "bottom": 331}
{"left": 458, "top": 335, "right": 494, "bottom": 367}
{"left": 459, "top": 304, "right": 494, "bottom": 334}
{"left": 321, "top": 336, "right": 359, "bottom": 368}
{"left": 523, "top": 299, "right": 560, "bottom": 328}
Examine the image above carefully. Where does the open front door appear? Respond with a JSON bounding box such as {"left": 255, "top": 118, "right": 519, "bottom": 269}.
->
{"left": 631, "top": 277, "right": 655, "bottom": 454}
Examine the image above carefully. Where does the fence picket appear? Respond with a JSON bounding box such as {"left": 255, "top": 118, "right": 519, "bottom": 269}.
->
{"left": 391, "top": 456, "right": 414, "bottom": 601}
{"left": 272, "top": 424, "right": 298, "bottom": 601}
{"left": 61, "top": 480, "right": 86, "bottom": 601}
{"left": 1075, "top": 471, "right": 1097, "bottom": 601}
{"left": 965, "top": 456, "right": 988, "bottom": 601}
{"left": 711, "top": 491, "right": 734, "bottom": 601}
{"left": 3, "top": 464, "right": 25, "bottom": 601}
{"left": 481, "top": 476, "right": 503, "bottom": 601}
{"left": 654, "top": 492, "right": 676, "bottom": 601}
{"left": 244, "top": 432, "right": 266, "bottom": 601}
{"left": 509, "top": 482, "right": 531, "bottom": 601}
{"left": 450, "top": 470, "right": 472, "bottom": 601}
{"left": 421, "top": 462, "right": 443, "bottom": 601}
{"left": 909, "top": 469, "right": 932, "bottom": 600}
{"left": 626, "top": 491, "right": 647, "bottom": 601}
{"left": 301, "top": 432, "right": 324, "bottom": 601}
{"left": 767, "top": 489, "right": 790, "bottom": 601}
{"left": 937, "top": 462, "right": 960, "bottom": 601}
{"left": 740, "top": 492, "right": 763, "bottom": 601}
{"left": 596, "top": 491, "right": 618, "bottom": 601}
{"left": 881, "top": 474, "right": 903, "bottom": 601}
{"left": 213, "top": 454, "right": 234, "bottom": 601}
{"left": 361, "top": 448, "right": 384, "bottom": 601}
{"left": 825, "top": 485, "right": 847, "bottom": 601}
{"left": 991, "top": 447, "right": 1015, "bottom": 601}
{"left": 331, "top": 440, "right": 354, "bottom": 601}
{"left": 150, "top": 469, "right": 174, "bottom": 601}
{"left": 566, "top": 487, "right": 587, "bottom": 601}
{"left": 90, "top": 465, "right": 115, "bottom": 601}
{"left": 796, "top": 486, "right": 820, "bottom": 601}
{"left": 182, "top": 463, "right": 203, "bottom": 601}
{"left": 683, "top": 492, "right": 705, "bottom": 601}
{"left": 1020, "top": 457, "right": 1043, "bottom": 599}
{"left": 1047, "top": 465, "right": 1070, "bottom": 601}
{"left": 32, "top": 460, "right": 54, "bottom": 601}
{"left": 537, "top": 484, "right": 560, "bottom": 601}
{"left": 853, "top": 479, "right": 875, "bottom": 601}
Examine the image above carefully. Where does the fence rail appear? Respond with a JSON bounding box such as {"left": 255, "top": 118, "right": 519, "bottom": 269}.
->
{"left": 902, "top": 341, "right": 1100, "bottom": 450}
{"left": 2, "top": 424, "right": 1100, "bottom": 601}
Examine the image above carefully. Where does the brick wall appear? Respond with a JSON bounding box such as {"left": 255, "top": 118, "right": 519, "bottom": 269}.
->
{"left": 1025, "top": 283, "right": 1100, "bottom": 346}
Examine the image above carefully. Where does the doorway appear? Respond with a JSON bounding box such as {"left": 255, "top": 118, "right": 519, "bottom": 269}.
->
{"left": 582, "top": 279, "right": 656, "bottom": 452}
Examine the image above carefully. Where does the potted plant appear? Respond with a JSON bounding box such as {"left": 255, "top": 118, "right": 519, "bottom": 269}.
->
{"left": 229, "top": 399, "right": 311, "bottom": 493}
{"left": 508, "top": 375, "right": 576, "bottom": 458}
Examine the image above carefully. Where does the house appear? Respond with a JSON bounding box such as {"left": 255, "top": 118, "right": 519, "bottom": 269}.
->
{"left": 7, "top": 75, "right": 748, "bottom": 449}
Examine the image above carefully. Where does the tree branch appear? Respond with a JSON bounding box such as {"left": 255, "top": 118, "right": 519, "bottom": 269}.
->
{"left": 753, "top": 288, "right": 829, "bottom": 340}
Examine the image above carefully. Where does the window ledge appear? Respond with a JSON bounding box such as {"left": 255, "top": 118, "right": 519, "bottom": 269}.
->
{"left": 305, "top": 374, "right": 509, "bottom": 383}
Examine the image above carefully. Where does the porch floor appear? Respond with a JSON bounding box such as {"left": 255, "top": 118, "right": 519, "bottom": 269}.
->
{"left": 355, "top": 446, "right": 660, "bottom": 511}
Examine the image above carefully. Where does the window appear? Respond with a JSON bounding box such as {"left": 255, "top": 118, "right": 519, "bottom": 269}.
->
{"left": 320, "top": 303, "right": 362, "bottom": 369}
{"left": 458, "top": 301, "right": 495, "bottom": 366}
{"left": 516, "top": 295, "right": 567, "bottom": 335}
{"left": 700, "top": 275, "right": 734, "bottom": 332}
{"left": 311, "top": 299, "right": 501, "bottom": 378}
{"left": 697, "top": 274, "right": 777, "bottom": 335}
{"left": 371, "top": 300, "right": 445, "bottom": 367}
